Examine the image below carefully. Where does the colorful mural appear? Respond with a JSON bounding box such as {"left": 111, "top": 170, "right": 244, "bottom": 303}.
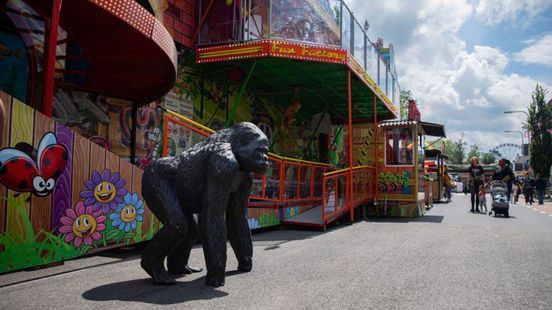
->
{"left": 377, "top": 171, "right": 412, "bottom": 195}
{"left": 0, "top": 92, "right": 161, "bottom": 274}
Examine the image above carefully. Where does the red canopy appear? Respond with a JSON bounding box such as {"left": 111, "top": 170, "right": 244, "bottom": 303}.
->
{"left": 27, "top": 0, "right": 177, "bottom": 103}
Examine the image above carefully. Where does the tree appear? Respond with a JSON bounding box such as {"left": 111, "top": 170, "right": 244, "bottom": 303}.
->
{"left": 481, "top": 153, "right": 496, "bottom": 165}
{"left": 399, "top": 90, "right": 412, "bottom": 120}
{"left": 445, "top": 140, "right": 466, "bottom": 164}
{"left": 524, "top": 85, "right": 552, "bottom": 178}
{"left": 467, "top": 144, "right": 480, "bottom": 162}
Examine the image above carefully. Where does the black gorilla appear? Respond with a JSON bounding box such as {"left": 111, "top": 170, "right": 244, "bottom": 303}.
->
{"left": 141, "top": 122, "right": 269, "bottom": 287}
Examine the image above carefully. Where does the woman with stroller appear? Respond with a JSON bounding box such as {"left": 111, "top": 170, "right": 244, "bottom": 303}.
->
{"left": 468, "top": 157, "right": 485, "bottom": 213}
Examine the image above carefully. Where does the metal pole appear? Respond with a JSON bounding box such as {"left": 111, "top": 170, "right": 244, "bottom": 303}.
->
{"left": 373, "top": 96, "right": 378, "bottom": 212}
{"left": 42, "top": 0, "right": 62, "bottom": 117}
{"left": 347, "top": 68, "right": 354, "bottom": 223}
{"left": 130, "top": 104, "right": 138, "bottom": 164}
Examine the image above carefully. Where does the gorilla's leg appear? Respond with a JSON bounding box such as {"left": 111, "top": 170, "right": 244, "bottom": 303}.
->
{"left": 167, "top": 216, "right": 203, "bottom": 275}
{"left": 227, "top": 178, "right": 253, "bottom": 272}
{"left": 141, "top": 180, "right": 188, "bottom": 285}
{"left": 199, "top": 185, "right": 230, "bottom": 287}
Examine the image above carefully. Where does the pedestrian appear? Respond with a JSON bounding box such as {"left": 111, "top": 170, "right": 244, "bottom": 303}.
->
{"left": 491, "top": 158, "right": 515, "bottom": 202}
{"left": 468, "top": 157, "right": 484, "bottom": 213}
{"left": 523, "top": 173, "right": 535, "bottom": 205}
{"left": 479, "top": 185, "right": 487, "bottom": 214}
{"left": 535, "top": 173, "right": 546, "bottom": 205}
{"left": 514, "top": 178, "right": 522, "bottom": 204}
{"left": 443, "top": 166, "right": 454, "bottom": 202}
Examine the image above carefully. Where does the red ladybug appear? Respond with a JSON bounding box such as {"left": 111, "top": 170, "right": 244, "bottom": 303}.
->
{"left": 0, "top": 132, "right": 68, "bottom": 197}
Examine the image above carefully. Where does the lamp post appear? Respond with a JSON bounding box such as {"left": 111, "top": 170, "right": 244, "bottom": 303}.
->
{"left": 504, "top": 130, "right": 524, "bottom": 156}
{"left": 504, "top": 110, "right": 529, "bottom": 117}
{"left": 504, "top": 110, "right": 529, "bottom": 156}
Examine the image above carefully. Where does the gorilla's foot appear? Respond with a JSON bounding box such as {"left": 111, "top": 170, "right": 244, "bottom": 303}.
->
{"left": 237, "top": 256, "right": 252, "bottom": 272}
{"left": 205, "top": 272, "right": 225, "bottom": 287}
{"left": 168, "top": 264, "right": 203, "bottom": 275}
{"left": 140, "top": 259, "right": 176, "bottom": 285}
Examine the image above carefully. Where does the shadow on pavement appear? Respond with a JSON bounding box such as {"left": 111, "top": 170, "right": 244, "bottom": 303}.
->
{"left": 82, "top": 274, "right": 231, "bottom": 305}
{"left": 367, "top": 215, "right": 445, "bottom": 224}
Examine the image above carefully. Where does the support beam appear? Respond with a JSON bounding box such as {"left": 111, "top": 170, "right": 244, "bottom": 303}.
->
{"left": 347, "top": 68, "right": 354, "bottom": 223}
{"left": 373, "top": 96, "right": 379, "bottom": 209}
{"left": 42, "top": 0, "right": 62, "bottom": 117}
{"left": 225, "top": 61, "right": 257, "bottom": 128}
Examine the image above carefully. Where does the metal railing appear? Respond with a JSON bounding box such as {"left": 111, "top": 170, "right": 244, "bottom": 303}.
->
{"left": 162, "top": 110, "right": 334, "bottom": 205}
{"left": 321, "top": 165, "right": 374, "bottom": 225}
{"left": 197, "top": 0, "right": 400, "bottom": 107}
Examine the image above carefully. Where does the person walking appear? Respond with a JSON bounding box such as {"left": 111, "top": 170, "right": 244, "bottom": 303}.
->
{"left": 478, "top": 185, "right": 487, "bottom": 214}
{"left": 491, "top": 158, "right": 515, "bottom": 202}
{"left": 523, "top": 173, "right": 535, "bottom": 205}
{"left": 514, "top": 177, "right": 522, "bottom": 204}
{"left": 468, "top": 157, "right": 484, "bottom": 213}
{"left": 535, "top": 174, "right": 546, "bottom": 205}
{"left": 443, "top": 166, "right": 455, "bottom": 202}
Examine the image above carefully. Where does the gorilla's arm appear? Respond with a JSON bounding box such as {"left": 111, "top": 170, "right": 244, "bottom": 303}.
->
{"left": 227, "top": 175, "right": 253, "bottom": 272}
{"left": 200, "top": 142, "right": 239, "bottom": 287}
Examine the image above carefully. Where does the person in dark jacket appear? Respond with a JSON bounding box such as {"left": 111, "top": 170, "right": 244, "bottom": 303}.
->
{"left": 523, "top": 173, "right": 535, "bottom": 205}
{"left": 535, "top": 174, "right": 547, "bottom": 205}
{"left": 491, "top": 158, "right": 515, "bottom": 202}
{"left": 468, "top": 157, "right": 485, "bottom": 213}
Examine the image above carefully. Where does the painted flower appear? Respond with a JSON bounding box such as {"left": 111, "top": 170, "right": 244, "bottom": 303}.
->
{"left": 59, "top": 201, "right": 106, "bottom": 248}
{"left": 80, "top": 169, "right": 127, "bottom": 213}
{"left": 109, "top": 193, "right": 144, "bottom": 232}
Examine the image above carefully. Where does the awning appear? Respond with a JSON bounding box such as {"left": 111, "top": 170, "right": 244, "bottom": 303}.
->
{"left": 194, "top": 40, "right": 398, "bottom": 121}
{"left": 26, "top": 0, "right": 177, "bottom": 103}
{"left": 420, "top": 121, "right": 446, "bottom": 138}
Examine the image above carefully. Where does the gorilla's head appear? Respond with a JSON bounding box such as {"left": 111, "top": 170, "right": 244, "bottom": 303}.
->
{"left": 212, "top": 122, "right": 269, "bottom": 175}
{"left": 233, "top": 123, "right": 269, "bottom": 175}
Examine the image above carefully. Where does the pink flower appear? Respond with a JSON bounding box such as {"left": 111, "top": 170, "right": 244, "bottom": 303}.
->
{"left": 59, "top": 201, "right": 106, "bottom": 248}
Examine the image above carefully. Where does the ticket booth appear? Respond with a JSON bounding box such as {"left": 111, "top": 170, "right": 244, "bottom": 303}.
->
{"left": 377, "top": 120, "right": 446, "bottom": 217}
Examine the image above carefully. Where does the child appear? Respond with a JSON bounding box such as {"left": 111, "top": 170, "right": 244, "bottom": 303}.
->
{"left": 478, "top": 185, "right": 487, "bottom": 214}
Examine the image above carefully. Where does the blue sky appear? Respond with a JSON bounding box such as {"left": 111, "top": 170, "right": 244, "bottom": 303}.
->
{"left": 346, "top": 0, "right": 552, "bottom": 152}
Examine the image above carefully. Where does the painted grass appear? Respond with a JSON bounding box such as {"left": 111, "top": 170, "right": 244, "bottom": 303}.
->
{"left": 0, "top": 197, "right": 159, "bottom": 273}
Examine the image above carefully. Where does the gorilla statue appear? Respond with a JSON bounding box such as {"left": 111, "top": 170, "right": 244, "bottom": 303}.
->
{"left": 141, "top": 122, "right": 269, "bottom": 287}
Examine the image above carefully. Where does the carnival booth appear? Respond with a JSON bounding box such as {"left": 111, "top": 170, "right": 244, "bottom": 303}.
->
{"left": 364, "top": 120, "right": 446, "bottom": 217}
{"left": 424, "top": 149, "right": 449, "bottom": 203}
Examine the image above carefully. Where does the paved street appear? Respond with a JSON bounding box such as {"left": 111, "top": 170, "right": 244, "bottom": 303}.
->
{"left": 1, "top": 193, "right": 552, "bottom": 309}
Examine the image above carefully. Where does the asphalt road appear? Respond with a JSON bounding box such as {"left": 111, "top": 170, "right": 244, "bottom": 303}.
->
{"left": 1, "top": 193, "right": 552, "bottom": 309}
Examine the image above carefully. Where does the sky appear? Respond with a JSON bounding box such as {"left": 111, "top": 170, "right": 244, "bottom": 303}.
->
{"left": 345, "top": 0, "right": 552, "bottom": 153}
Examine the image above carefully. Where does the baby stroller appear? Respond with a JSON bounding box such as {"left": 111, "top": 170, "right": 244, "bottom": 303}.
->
{"left": 490, "top": 180, "right": 509, "bottom": 217}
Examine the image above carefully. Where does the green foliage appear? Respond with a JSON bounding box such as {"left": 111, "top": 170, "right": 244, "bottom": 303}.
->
{"left": 467, "top": 145, "right": 481, "bottom": 162}
{"left": 441, "top": 139, "right": 466, "bottom": 164}
{"left": 524, "top": 85, "right": 552, "bottom": 178}
{"left": 399, "top": 90, "right": 412, "bottom": 120}
{"left": 481, "top": 152, "right": 496, "bottom": 165}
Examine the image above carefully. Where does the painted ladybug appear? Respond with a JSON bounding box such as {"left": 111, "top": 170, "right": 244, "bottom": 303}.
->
{"left": 0, "top": 132, "right": 68, "bottom": 197}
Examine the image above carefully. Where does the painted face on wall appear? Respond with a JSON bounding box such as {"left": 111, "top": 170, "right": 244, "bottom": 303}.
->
{"left": 93, "top": 181, "right": 116, "bottom": 203}
{"left": 147, "top": 127, "right": 161, "bottom": 143}
{"left": 120, "top": 204, "right": 137, "bottom": 223}
{"left": 72, "top": 214, "right": 97, "bottom": 238}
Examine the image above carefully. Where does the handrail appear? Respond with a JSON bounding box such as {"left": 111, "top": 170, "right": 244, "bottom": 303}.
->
{"left": 352, "top": 165, "right": 375, "bottom": 170}
{"left": 165, "top": 108, "right": 332, "bottom": 167}
{"left": 323, "top": 167, "right": 351, "bottom": 177}
{"left": 164, "top": 109, "right": 215, "bottom": 134}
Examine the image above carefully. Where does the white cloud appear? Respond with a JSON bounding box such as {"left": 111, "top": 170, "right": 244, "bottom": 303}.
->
{"left": 514, "top": 34, "right": 552, "bottom": 67}
{"left": 475, "top": 0, "right": 552, "bottom": 25}
{"left": 345, "top": 0, "right": 551, "bottom": 152}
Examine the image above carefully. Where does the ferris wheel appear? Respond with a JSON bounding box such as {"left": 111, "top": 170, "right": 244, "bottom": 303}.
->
{"left": 490, "top": 143, "right": 521, "bottom": 162}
